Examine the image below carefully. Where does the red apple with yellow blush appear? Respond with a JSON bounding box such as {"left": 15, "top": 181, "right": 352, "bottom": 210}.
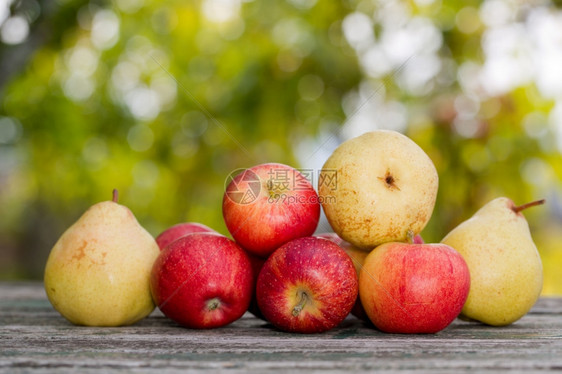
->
{"left": 359, "top": 241, "right": 470, "bottom": 333}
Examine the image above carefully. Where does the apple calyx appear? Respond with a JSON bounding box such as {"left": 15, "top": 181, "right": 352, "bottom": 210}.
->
{"left": 206, "top": 298, "right": 221, "bottom": 311}
{"left": 292, "top": 290, "right": 309, "bottom": 317}
{"left": 112, "top": 189, "right": 119, "bottom": 203}
{"left": 512, "top": 199, "right": 545, "bottom": 214}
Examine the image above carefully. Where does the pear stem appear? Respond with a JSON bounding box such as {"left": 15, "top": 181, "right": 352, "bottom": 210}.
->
{"left": 406, "top": 230, "right": 415, "bottom": 244}
{"left": 513, "top": 199, "right": 545, "bottom": 214}
{"left": 292, "top": 291, "right": 309, "bottom": 317}
{"left": 112, "top": 189, "right": 119, "bottom": 203}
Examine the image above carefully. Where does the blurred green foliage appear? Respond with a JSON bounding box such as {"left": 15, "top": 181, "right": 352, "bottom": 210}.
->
{"left": 1, "top": 0, "right": 561, "bottom": 294}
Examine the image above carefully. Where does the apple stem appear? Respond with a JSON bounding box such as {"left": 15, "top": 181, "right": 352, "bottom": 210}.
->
{"left": 292, "top": 291, "right": 308, "bottom": 317}
{"left": 207, "top": 298, "right": 220, "bottom": 311}
{"left": 513, "top": 199, "right": 545, "bottom": 214}
{"left": 112, "top": 189, "right": 119, "bottom": 203}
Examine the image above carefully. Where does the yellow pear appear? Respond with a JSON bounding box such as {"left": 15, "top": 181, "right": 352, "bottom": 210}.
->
{"left": 441, "top": 197, "right": 544, "bottom": 326}
{"left": 44, "top": 190, "right": 160, "bottom": 326}
{"left": 319, "top": 130, "right": 439, "bottom": 249}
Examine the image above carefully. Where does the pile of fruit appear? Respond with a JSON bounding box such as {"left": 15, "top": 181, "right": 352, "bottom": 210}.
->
{"left": 44, "top": 130, "right": 544, "bottom": 334}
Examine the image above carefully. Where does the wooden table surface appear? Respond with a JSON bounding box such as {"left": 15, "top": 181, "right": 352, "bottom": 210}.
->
{"left": 1, "top": 282, "right": 561, "bottom": 373}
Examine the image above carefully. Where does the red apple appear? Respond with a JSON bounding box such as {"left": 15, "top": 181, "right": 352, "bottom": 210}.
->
{"left": 155, "top": 222, "right": 216, "bottom": 250}
{"left": 359, "top": 242, "right": 470, "bottom": 333}
{"left": 256, "top": 236, "right": 358, "bottom": 333}
{"left": 150, "top": 232, "right": 253, "bottom": 329}
{"left": 223, "top": 163, "right": 320, "bottom": 258}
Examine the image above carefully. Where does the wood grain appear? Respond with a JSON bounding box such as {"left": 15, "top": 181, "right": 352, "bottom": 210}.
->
{"left": 1, "top": 282, "right": 561, "bottom": 373}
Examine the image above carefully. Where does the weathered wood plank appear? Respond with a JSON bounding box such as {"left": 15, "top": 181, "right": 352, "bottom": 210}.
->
{"left": 1, "top": 282, "right": 561, "bottom": 373}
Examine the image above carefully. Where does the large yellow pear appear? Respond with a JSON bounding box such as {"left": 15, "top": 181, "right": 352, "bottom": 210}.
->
{"left": 441, "top": 197, "right": 544, "bottom": 326}
{"left": 319, "top": 130, "right": 438, "bottom": 249}
{"left": 44, "top": 190, "right": 160, "bottom": 326}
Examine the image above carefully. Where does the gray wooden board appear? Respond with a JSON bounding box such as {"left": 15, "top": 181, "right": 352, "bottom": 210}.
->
{"left": 1, "top": 282, "right": 561, "bottom": 373}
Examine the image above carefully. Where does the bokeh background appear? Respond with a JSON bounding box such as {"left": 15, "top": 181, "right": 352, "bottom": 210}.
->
{"left": 1, "top": 0, "right": 561, "bottom": 293}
